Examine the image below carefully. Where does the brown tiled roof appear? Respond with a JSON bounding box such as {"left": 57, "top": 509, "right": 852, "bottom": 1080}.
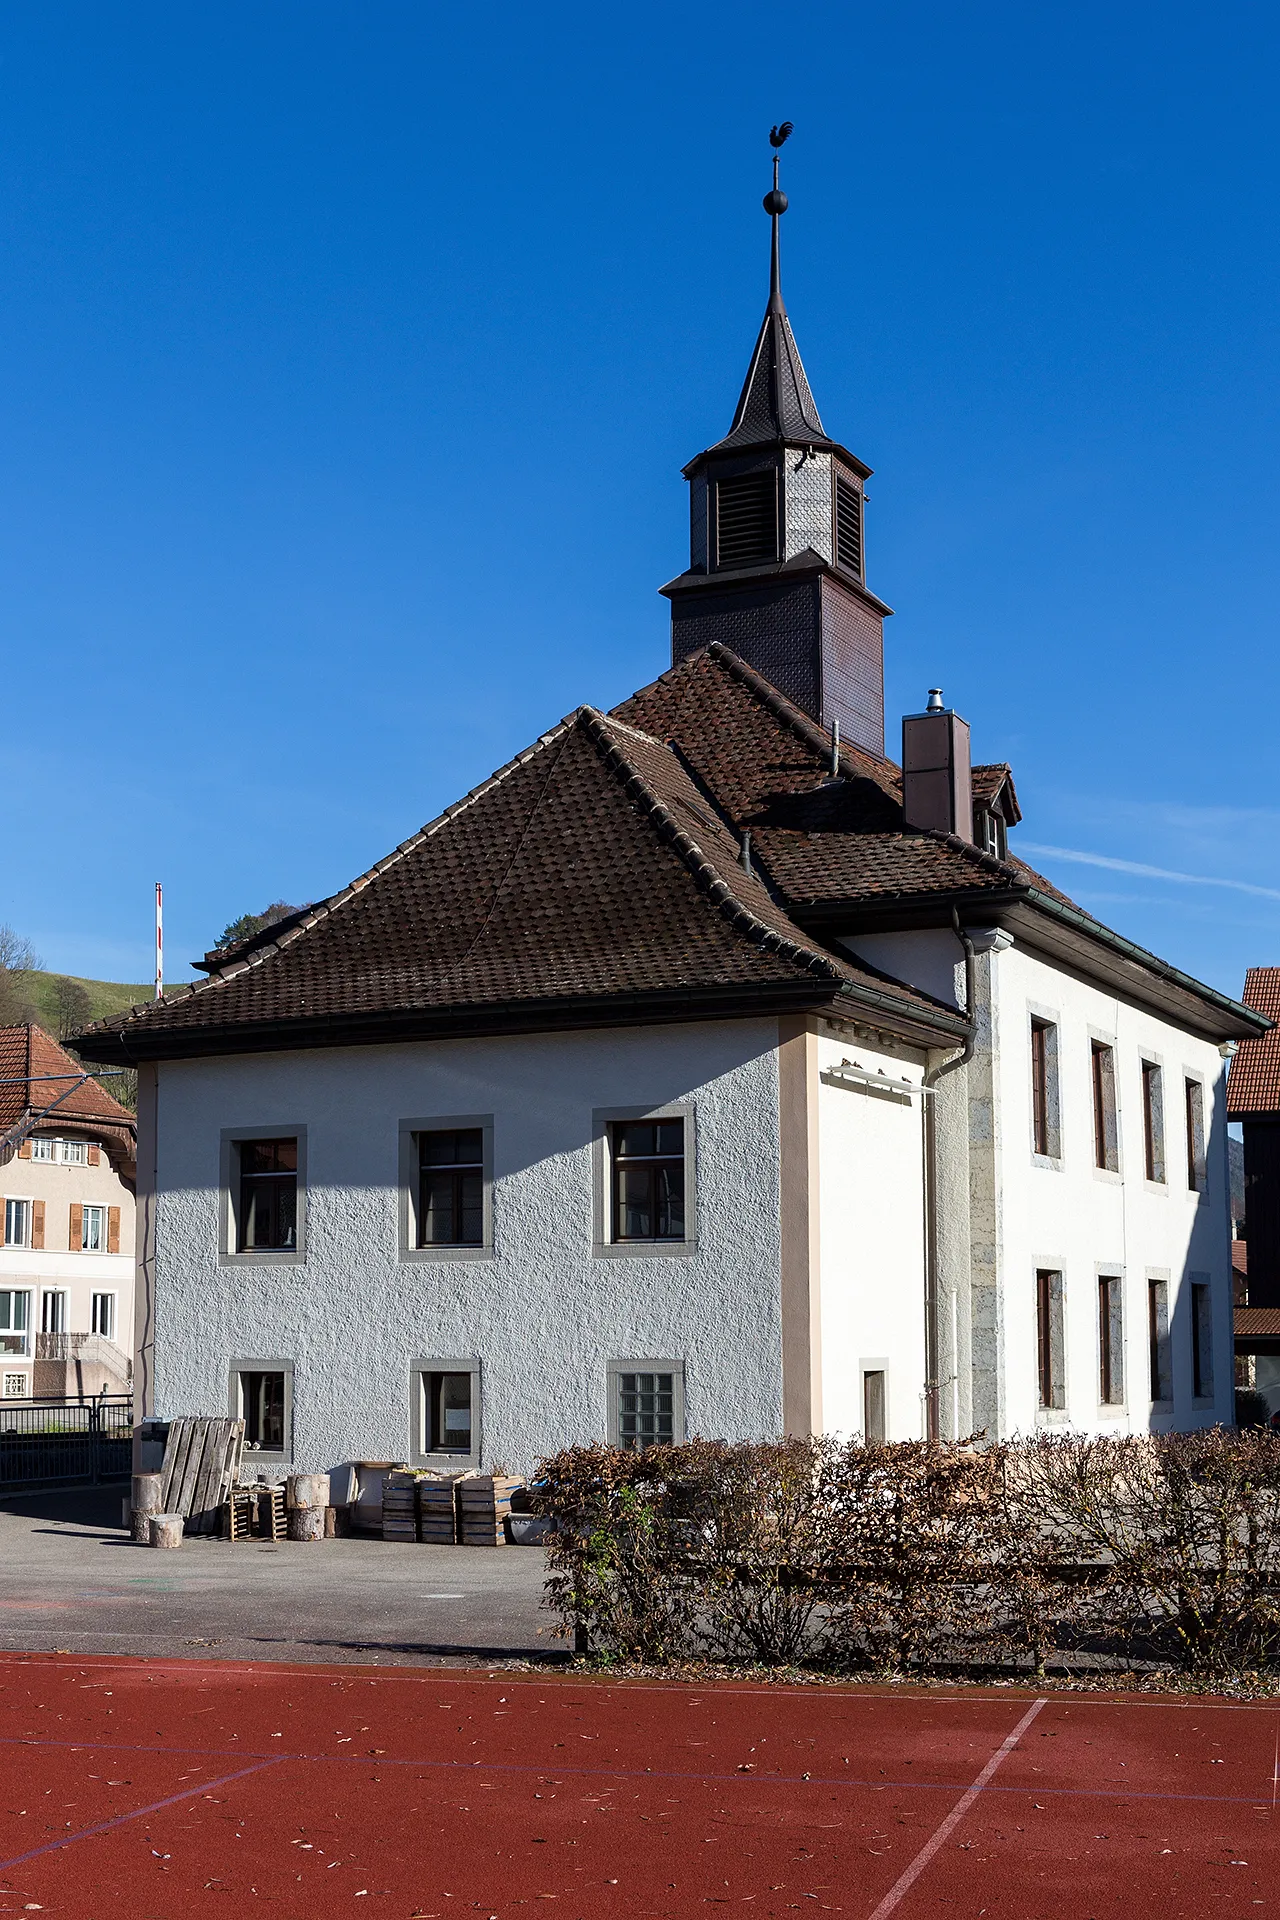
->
{"left": 1226, "top": 969, "right": 1280, "bottom": 1116}
{"left": 0, "top": 1024, "right": 136, "bottom": 1168}
{"left": 614, "top": 645, "right": 1076, "bottom": 912}
{"left": 971, "top": 763, "right": 1022, "bottom": 825}
{"left": 75, "top": 707, "right": 967, "bottom": 1064}
{"left": 1236, "top": 1307, "right": 1280, "bottom": 1339}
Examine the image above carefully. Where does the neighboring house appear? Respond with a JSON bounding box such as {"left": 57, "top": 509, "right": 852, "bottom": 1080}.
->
{"left": 0, "top": 1025, "right": 136, "bottom": 1401}
{"left": 76, "top": 178, "right": 1265, "bottom": 1476}
{"left": 1226, "top": 968, "right": 1280, "bottom": 1415}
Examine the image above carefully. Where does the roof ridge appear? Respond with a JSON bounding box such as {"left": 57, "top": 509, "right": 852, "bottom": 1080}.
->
{"left": 581, "top": 709, "right": 845, "bottom": 985}
{"left": 79, "top": 713, "right": 580, "bottom": 1037}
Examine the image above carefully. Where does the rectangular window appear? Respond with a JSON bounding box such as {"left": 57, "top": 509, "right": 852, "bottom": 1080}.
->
{"left": 418, "top": 1129, "right": 484, "bottom": 1248}
{"left": 423, "top": 1370, "right": 474, "bottom": 1455}
{"left": 1091, "top": 1041, "right": 1118, "bottom": 1171}
{"left": 1141, "top": 1061, "right": 1165, "bottom": 1183}
{"left": 3, "top": 1372, "right": 28, "bottom": 1398}
{"left": 610, "top": 1119, "right": 685, "bottom": 1242}
{"left": 1147, "top": 1277, "right": 1171, "bottom": 1401}
{"left": 238, "top": 1138, "right": 298, "bottom": 1251}
{"left": 1184, "top": 1078, "right": 1206, "bottom": 1192}
{"left": 237, "top": 1369, "right": 287, "bottom": 1452}
{"left": 4, "top": 1199, "right": 29, "bottom": 1248}
{"left": 862, "top": 1368, "right": 887, "bottom": 1445}
{"left": 1029, "top": 1018, "right": 1059, "bottom": 1159}
{"left": 834, "top": 472, "right": 863, "bottom": 577}
{"left": 0, "top": 1290, "right": 30, "bottom": 1357}
{"left": 60, "top": 1139, "right": 87, "bottom": 1166}
{"left": 1098, "top": 1274, "right": 1124, "bottom": 1405}
{"left": 1191, "top": 1280, "right": 1213, "bottom": 1399}
{"left": 615, "top": 1370, "right": 676, "bottom": 1449}
{"left": 715, "top": 471, "right": 778, "bottom": 569}
{"left": 1036, "top": 1268, "right": 1065, "bottom": 1410}
{"left": 41, "top": 1290, "right": 66, "bottom": 1335}
{"left": 81, "top": 1204, "right": 106, "bottom": 1252}
{"left": 91, "top": 1292, "right": 116, "bottom": 1340}
{"left": 30, "top": 1138, "right": 54, "bottom": 1163}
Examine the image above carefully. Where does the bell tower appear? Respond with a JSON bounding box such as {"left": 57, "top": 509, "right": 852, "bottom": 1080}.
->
{"left": 660, "top": 127, "right": 891, "bottom": 756}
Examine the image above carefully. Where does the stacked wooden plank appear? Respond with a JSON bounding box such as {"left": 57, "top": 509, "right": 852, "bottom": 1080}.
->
{"left": 158, "top": 1417, "right": 246, "bottom": 1535}
{"left": 222, "top": 1488, "right": 255, "bottom": 1540}
{"left": 458, "top": 1474, "right": 521, "bottom": 1546}
{"left": 381, "top": 1469, "right": 422, "bottom": 1542}
{"left": 417, "top": 1476, "right": 460, "bottom": 1544}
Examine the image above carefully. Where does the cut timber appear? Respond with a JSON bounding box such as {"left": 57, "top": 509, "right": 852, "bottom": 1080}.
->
{"left": 287, "top": 1473, "right": 330, "bottom": 1510}
{"left": 287, "top": 1506, "right": 325, "bottom": 1542}
{"left": 149, "top": 1514, "right": 184, "bottom": 1549}
{"left": 130, "top": 1471, "right": 163, "bottom": 1544}
{"left": 158, "top": 1418, "right": 245, "bottom": 1535}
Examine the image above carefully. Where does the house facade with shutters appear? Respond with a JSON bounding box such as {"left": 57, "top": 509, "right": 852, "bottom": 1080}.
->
{"left": 0, "top": 1025, "right": 136, "bottom": 1401}
{"left": 76, "top": 166, "right": 1265, "bottom": 1476}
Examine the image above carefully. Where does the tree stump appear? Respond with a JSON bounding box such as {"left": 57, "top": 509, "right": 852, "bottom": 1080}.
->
{"left": 149, "top": 1514, "right": 184, "bottom": 1550}
{"left": 131, "top": 1472, "right": 164, "bottom": 1545}
{"left": 287, "top": 1474, "right": 330, "bottom": 1511}
{"left": 287, "top": 1506, "right": 325, "bottom": 1542}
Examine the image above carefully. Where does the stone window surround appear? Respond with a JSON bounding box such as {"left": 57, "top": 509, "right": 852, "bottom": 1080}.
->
{"left": 1026, "top": 1002, "right": 1063, "bottom": 1169}
{"left": 606, "top": 1358, "right": 686, "bottom": 1449}
{"left": 1182, "top": 1070, "right": 1209, "bottom": 1202}
{"left": 1087, "top": 1023, "right": 1123, "bottom": 1184}
{"left": 1033, "top": 1259, "right": 1068, "bottom": 1423}
{"left": 592, "top": 1103, "right": 698, "bottom": 1259}
{"left": 397, "top": 1116, "right": 494, "bottom": 1263}
{"left": 858, "top": 1356, "right": 890, "bottom": 1444}
{"left": 218, "top": 1126, "right": 307, "bottom": 1267}
{"left": 1138, "top": 1048, "right": 1168, "bottom": 1190}
{"left": 410, "top": 1355, "right": 482, "bottom": 1470}
{"left": 1095, "top": 1264, "right": 1126, "bottom": 1412}
{"left": 229, "top": 1356, "right": 293, "bottom": 1463}
{"left": 1146, "top": 1267, "right": 1173, "bottom": 1409}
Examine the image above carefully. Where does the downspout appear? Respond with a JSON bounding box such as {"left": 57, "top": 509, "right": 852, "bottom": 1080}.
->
{"left": 920, "top": 910, "right": 976, "bottom": 1442}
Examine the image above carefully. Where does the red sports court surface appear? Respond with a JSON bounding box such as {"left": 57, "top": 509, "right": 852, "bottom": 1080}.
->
{"left": 0, "top": 1655, "right": 1276, "bottom": 1917}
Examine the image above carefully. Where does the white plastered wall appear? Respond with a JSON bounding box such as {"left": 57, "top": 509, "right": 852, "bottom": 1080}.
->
{"left": 815, "top": 1025, "right": 928, "bottom": 1441}
{"left": 150, "top": 1019, "right": 784, "bottom": 1475}
{"left": 993, "top": 942, "right": 1234, "bottom": 1436}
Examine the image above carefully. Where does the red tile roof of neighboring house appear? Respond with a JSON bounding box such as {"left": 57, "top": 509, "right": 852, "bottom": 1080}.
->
{"left": 1226, "top": 968, "right": 1280, "bottom": 1117}
{"left": 1235, "top": 1307, "right": 1280, "bottom": 1339}
{"left": 0, "top": 1024, "right": 136, "bottom": 1170}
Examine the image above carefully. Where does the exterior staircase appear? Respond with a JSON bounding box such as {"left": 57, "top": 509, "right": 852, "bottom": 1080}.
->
{"left": 33, "top": 1332, "right": 133, "bottom": 1401}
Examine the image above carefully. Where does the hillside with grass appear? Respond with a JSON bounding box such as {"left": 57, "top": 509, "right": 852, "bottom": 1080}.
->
{"left": 17, "top": 970, "right": 155, "bottom": 1029}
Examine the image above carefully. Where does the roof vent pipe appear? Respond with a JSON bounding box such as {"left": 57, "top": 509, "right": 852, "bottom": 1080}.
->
{"left": 926, "top": 688, "right": 944, "bottom": 713}
{"left": 739, "top": 829, "right": 753, "bottom": 877}
{"left": 830, "top": 718, "right": 840, "bottom": 779}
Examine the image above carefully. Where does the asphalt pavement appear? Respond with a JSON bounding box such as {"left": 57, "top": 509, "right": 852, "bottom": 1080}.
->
{"left": 0, "top": 1486, "right": 557, "bottom": 1666}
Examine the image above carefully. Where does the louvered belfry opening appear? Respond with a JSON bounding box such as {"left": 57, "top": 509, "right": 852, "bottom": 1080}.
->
{"left": 715, "top": 471, "right": 778, "bottom": 569}
{"left": 834, "top": 472, "right": 863, "bottom": 578}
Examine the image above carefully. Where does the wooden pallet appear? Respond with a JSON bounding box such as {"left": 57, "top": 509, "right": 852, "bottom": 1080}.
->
{"left": 382, "top": 1470, "right": 421, "bottom": 1542}
{"left": 458, "top": 1474, "right": 522, "bottom": 1546}
{"left": 158, "top": 1417, "right": 245, "bottom": 1535}
{"left": 418, "top": 1476, "right": 461, "bottom": 1544}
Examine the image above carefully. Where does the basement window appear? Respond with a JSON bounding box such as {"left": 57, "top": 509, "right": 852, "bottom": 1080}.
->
{"left": 232, "top": 1364, "right": 291, "bottom": 1455}
{"left": 714, "top": 471, "right": 778, "bottom": 569}
{"left": 608, "top": 1361, "right": 685, "bottom": 1450}
{"left": 413, "top": 1359, "right": 481, "bottom": 1467}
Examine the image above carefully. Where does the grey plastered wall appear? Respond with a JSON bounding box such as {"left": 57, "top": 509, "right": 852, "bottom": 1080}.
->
{"left": 966, "top": 950, "right": 1006, "bottom": 1438}
{"left": 148, "top": 1019, "right": 784, "bottom": 1477}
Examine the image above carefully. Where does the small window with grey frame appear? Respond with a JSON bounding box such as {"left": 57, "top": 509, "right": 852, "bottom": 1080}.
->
{"left": 415, "top": 1362, "right": 480, "bottom": 1464}
{"left": 609, "top": 1363, "right": 684, "bottom": 1450}
{"left": 237, "top": 1139, "right": 298, "bottom": 1250}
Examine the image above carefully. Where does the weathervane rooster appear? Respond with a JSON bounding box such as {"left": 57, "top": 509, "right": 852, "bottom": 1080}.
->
{"left": 765, "top": 120, "right": 793, "bottom": 213}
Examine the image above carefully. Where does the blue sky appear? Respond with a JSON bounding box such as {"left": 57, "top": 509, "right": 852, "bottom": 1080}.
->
{"left": 2, "top": 3, "right": 1277, "bottom": 996}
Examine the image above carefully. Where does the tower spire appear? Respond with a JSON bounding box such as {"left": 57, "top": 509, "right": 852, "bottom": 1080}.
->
{"left": 766, "top": 123, "right": 790, "bottom": 314}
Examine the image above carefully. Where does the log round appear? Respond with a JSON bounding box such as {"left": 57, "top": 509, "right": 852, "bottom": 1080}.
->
{"left": 287, "top": 1506, "right": 326, "bottom": 1542}
{"left": 149, "top": 1514, "right": 184, "bottom": 1549}
{"left": 132, "top": 1472, "right": 163, "bottom": 1512}
{"left": 286, "top": 1474, "right": 330, "bottom": 1511}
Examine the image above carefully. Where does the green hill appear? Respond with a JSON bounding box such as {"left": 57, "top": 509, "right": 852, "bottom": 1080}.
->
{"left": 18, "top": 969, "right": 157, "bottom": 1028}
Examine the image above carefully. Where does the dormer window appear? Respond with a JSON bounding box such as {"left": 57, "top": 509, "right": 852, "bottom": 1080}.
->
{"left": 714, "top": 471, "right": 778, "bottom": 569}
{"left": 834, "top": 472, "right": 863, "bottom": 578}
{"left": 977, "top": 807, "right": 1007, "bottom": 860}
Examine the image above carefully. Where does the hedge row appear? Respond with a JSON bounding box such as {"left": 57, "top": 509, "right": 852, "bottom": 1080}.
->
{"left": 532, "top": 1432, "right": 1280, "bottom": 1677}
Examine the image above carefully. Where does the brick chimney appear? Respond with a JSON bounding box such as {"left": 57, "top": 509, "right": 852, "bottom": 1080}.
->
{"left": 902, "top": 690, "right": 973, "bottom": 842}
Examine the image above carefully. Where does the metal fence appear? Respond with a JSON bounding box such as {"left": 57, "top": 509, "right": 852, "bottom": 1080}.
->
{"left": 0, "top": 1396, "right": 133, "bottom": 1490}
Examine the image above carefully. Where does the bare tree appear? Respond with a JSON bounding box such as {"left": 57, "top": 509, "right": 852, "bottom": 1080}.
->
{"left": 0, "top": 924, "right": 40, "bottom": 1029}
{"left": 51, "top": 975, "right": 92, "bottom": 1041}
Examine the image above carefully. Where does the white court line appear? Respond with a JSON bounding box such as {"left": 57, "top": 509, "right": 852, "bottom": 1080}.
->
{"left": 865, "top": 1696, "right": 1047, "bottom": 1920}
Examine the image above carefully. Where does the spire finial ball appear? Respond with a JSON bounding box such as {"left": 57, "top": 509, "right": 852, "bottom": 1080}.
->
{"left": 763, "top": 187, "right": 788, "bottom": 215}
